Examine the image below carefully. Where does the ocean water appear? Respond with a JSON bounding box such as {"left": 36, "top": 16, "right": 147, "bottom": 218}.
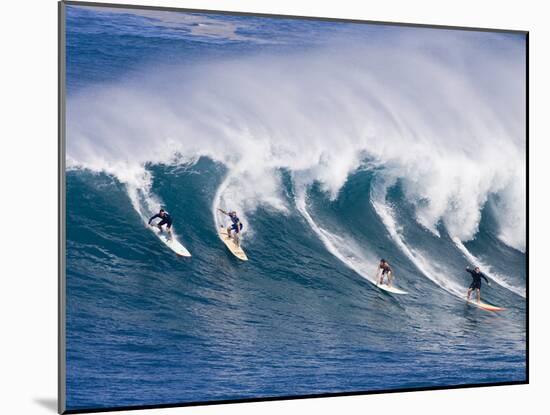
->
{"left": 63, "top": 5, "right": 527, "bottom": 411}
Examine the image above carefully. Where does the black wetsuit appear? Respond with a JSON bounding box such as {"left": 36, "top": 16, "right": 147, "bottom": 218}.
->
{"left": 380, "top": 263, "right": 392, "bottom": 275}
{"left": 229, "top": 214, "right": 243, "bottom": 233}
{"left": 466, "top": 269, "right": 489, "bottom": 290}
{"left": 149, "top": 211, "right": 173, "bottom": 229}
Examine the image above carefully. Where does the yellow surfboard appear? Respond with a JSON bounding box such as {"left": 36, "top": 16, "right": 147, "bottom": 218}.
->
{"left": 467, "top": 298, "right": 506, "bottom": 312}
{"left": 219, "top": 228, "right": 248, "bottom": 261}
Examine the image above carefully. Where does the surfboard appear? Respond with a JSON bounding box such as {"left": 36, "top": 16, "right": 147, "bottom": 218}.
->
{"left": 150, "top": 225, "right": 191, "bottom": 257}
{"left": 219, "top": 227, "right": 248, "bottom": 261}
{"left": 376, "top": 281, "right": 408, "bottom": 295}
{"left": 466, "top": 298, "right": 506, "bottom": 312}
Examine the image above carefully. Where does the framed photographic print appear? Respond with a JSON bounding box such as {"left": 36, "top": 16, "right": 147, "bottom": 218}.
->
{"left": 59, "top": 1, "right": 528, "bottom": 413}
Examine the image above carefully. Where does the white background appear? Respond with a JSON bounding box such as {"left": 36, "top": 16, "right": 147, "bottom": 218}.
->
{"left": 0, "top": 0, "right": 547, "bottom": 414}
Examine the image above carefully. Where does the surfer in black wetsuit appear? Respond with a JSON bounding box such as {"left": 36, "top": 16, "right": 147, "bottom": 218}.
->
{"left": 218, "top": 209, "right": 243, "bottom": 241}
{"left": 465, "top": 266, "right": 490, "bottom": 302}
{"left": 377, "top": 259, "right": 394, "bottom": 287}
{"left": 148, "top": 208, "right": 173, "bottom": 236}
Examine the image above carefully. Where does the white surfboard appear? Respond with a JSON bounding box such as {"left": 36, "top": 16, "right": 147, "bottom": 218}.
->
{"left": 150, "top": 225, "right": 191, "bottom": 257}
{"left": 218, "top": 227, "right": 248, "bottom": 261}
{"left": 375, "top": 281, "right": 408, "bottom": 295}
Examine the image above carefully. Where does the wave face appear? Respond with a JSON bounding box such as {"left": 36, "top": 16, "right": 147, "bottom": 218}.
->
{"left": 64, "top": 5, "right": 526, "bottom": 411}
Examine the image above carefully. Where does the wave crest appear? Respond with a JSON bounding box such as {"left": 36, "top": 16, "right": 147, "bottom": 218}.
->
{"left": 67, "top": 31, "right": 525, "bottom": 250}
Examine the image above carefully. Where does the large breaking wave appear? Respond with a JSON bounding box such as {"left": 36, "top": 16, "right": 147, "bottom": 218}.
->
{"left": 66, "top": 30, "right": 526, "bottom": 290}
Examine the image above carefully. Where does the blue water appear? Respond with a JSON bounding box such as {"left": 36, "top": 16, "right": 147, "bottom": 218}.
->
{"left": 64, "top": 5, "right": 526, "bottom": 411}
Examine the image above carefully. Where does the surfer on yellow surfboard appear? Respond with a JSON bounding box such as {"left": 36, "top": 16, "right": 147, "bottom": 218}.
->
{"left": 217, "top": 208, "right": 244, "bottom": 245}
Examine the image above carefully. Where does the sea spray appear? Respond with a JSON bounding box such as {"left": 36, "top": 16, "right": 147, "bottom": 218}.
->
{"left": 67, "top": 31, "right": 525, "bottom": 251}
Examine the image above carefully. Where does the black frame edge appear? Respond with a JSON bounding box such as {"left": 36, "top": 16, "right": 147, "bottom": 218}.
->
{"left": 63, "top": 381, "right": 528, "bottom": 414}
{"left": 62, "top": 0, "right": 528, "bottom": 35}
{"left": 525, "top": 31, "right": 529, "bottom": 385}
{"left": 58, "top": 1, "right": 67, "bottom": 414}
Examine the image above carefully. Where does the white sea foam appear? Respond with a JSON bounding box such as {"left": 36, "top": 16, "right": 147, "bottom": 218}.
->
{"left": 67, "top": 30, "right": 526, "bottom": 251}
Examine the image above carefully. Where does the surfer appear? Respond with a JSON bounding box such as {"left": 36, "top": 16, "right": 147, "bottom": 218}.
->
{"left": 148, "top": 208, "right": 173, "bottom": 236}
{"left": 465, "top": 266, "right": 490, "bottom": 302}
{"left": 218, "top": 209, "right": 243, "bottom": 241}
{"left": 377, "top": 259, "right": 394, "bottom": 287}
